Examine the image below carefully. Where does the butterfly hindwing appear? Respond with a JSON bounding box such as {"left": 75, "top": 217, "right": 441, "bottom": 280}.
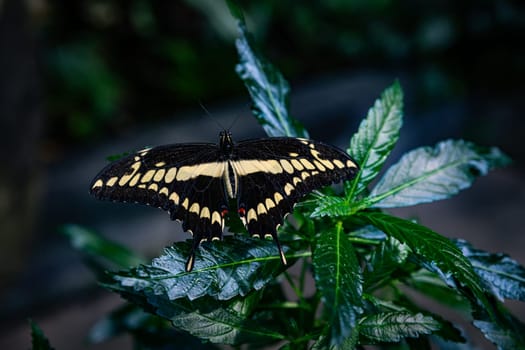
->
{"left": 232, "top": 137, "right": 359, "bottom": 255}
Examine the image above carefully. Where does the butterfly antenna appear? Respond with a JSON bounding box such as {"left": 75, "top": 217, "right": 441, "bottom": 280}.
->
{"left": 198, "top": 100, "right": 225, "bottom": 131}
{"left": 226, "top": 100, "right": 252, "bottom": 132}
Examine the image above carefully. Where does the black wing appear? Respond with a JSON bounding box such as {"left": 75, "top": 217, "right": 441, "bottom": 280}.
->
{"left": 90, "top": 143, "right": 230, "bottom": 268}
{"left": 232, "top": 137, "right": 359, "bottom": 263}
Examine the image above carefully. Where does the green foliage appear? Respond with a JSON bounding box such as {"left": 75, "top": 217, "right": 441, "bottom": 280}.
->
{"left": 231, "top": 5, "right": 308, "bottom": 138}
{"left": 359, "top": 312, "right": 440, "bottom": 343}
{"left": 455, "top": 239, "right": 525, "bottom": 302}
{"left": 106, "top": 236, "right": 289, "bottom": 301}
{"left": 367, "top": 140, "right": 511, "bottom": 208}
{"left": 61, "top": 5, "right": 523, "bottom": 350}
{"left": 30, "top": 320, "right": 55, "bottom": 350}
{"left": 313, "top": 222, "right": 363, "bottom": 347}
{"left": 347, "top": 80, "right": 403, "bottom": 198}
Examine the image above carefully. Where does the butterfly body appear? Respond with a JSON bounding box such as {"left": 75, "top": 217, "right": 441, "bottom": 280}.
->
{"left": 90, "top": 131, "right": 359, "bottom": 271}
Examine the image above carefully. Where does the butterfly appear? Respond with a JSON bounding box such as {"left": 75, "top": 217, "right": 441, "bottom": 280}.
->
{"left": 90, "top": 131, "right": 359, "bottom": 271}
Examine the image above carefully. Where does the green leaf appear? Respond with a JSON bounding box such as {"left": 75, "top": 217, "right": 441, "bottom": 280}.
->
{"left": 107, "top": 236, "right": 289, "bottom": 301}
{"left": 61, "top": 224, "right": 145, "bottom": 269}
{"left": 406, "top": 269, "right": 471, "bottom": 312}
{"left": 455, "top": 239, "right": 525, "bottom": 302}
{"left": 355, "top": 212, "right": 492, "bottom": 314}
{"left": 30, "top": 320, "right": 55, "bottom": 350}
{"left": 312, "top": 329, "right": 359, "bottom": 350}
{"left": 367, "top": 140, "right": 511, "bottom": 208}
{"left": 110, "top": 283, "right": 285, "bottom": 346}
{"left": 313, "top": 222, "right": 363, "bottom": 346}
{"left": 151, "top": 293, "right": 284, "bottom": 345}
{"left": 88, "top": 303, "right": 215, "bottom": 349}
{"left": 359, "top": 312, "right": 440, "bottom": 343}
{"left": 472, "top": 305, "right": 525, "bottom": 350}
{"left": 347, "top": 81, "right": 403, "bottom": 198}
{"left": 235, "top": 23, "right": 308, "bottom": 138}
{"left": 364, "top": 236, "right": 411, "bottom": 292}
{"left": 225, "top": 0, "right": 245, "bottom": 22}
{"left": 474, "top": 320, "right": 525, "bottom": 350}
{"left": 310, "top": 194, "right": 352, "bottom": 218}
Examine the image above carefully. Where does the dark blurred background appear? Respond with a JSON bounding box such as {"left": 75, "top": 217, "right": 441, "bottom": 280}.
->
{"left": 0, "top": 0, "right": 524, "bottom": 348}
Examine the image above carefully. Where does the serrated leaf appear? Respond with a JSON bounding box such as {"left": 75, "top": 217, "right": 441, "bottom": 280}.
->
{"left": 313, "top": 222, "right": 363, "bottom": 346}
{"left": 88, "top": 303, "right": 211, "bottom": 349}
{"left": 310, "top": 195, "right": 352, "bottom": 218}
{"left": 347, "top": 81, "right": 403, "bottom": 198}
{"left": 61, "top": 224, "right": 145, "bottom": 269}
{"left": 151, "top": 294, "right": 284, "bottom": 345}
{"left": 108, "top": 280, "right": 282, "bottom": 345}
{"left": 356, "top": 212, "right": 492, "bottom": 315}
{"left": 367, "top": 140, "right": 511, "bottom": 208}
{"left": 359, "top": 312, "right": 440, "bottom": 343}
{"left": 364, "top": 236, "right": 411, "bottom": 292}
{"left": 474, "top": 320, "right": 525, "bottom": 350}
{"left": 30, "top": 320, "right": 55, "bottom": 350}
{"left": 107, "top": 236, "right": 289, "bottom": 301}
{"left": 455, "top": 239, "right": 525, "bottom": 302}
{"left": 407, "top": 269, "right": 471, "bottom": 312}
{"left": 110, "top": 285, "right": 285, "bottom": 346}
{"left": 473, "top": 306, "right": 525, "bottom": 350}
{"left": 234, "top": 23, "right": 308, "bottom": 138}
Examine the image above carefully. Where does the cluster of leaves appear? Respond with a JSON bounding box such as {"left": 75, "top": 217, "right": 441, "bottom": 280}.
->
{"left": 48, "top": 4, "right": 525, "bottom": 350}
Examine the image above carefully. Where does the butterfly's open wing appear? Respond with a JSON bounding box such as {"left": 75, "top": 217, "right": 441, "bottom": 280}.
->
{"left": 90, "top": 143, "right": 229, "bottom": 270}
{"left": 232, "top": 137, "right": 359, "bottom": 264}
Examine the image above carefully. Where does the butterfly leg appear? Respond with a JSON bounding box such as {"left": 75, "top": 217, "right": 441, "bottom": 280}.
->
{"left": 270, "top": 231, "right": 288, "bottom": 266}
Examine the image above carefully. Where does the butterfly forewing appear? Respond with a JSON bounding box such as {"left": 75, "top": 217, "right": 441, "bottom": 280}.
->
{"left": 90, "top": 143, "right": 229, "bottom": 243}
{"left": 90, "top": 133, "right": 359, "bottom": 271}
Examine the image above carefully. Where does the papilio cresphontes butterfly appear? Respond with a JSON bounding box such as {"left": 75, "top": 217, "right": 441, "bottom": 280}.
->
{"left": 90, "top": 131, "right": 359, "bottom": 271}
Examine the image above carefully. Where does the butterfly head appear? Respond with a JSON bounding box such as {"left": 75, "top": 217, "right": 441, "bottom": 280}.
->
{"left": 219, "top": 130, "right": 234, "bottom": 156}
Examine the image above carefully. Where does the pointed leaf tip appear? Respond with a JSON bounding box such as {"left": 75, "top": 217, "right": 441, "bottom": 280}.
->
{"left": 347, "top": 81, "right": 404, "bottom": 198}
{"left": 234, "top": 23, "right": 308, "bottom": 138}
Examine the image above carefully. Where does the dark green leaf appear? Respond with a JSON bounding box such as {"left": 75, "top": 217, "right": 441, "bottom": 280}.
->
{"left": 107, "top": 236, "right": 289, "bottom": 301}
{"left": 313, "top": 222, "right": 363, "bottom": 346}
{"left": 473, "top": 305, "right": 525, "bottom": 350}
{"left": 235, "top": 23, "right": 308, "bottom": 138}
{"left": 367, "top": 140, "right": 511, "bottom": 208}
{"left": 406, "top": 269, "right": 471, "bottom": 312}
{"left": 151, "top": 294, "right": 284, "bottom": 345}
{"left": 312, "top": 329, "right": 359, "bottom": 350}
{"left": 456, "top": 239, "right": 525, "bottom": 302}
{"left": 359, "top": 312, "right": 440, "bottom": 343}
{"left": 107, "top": 277, "right": 284, "bottom": 345}
{"left": 110, "top": 284, "right": 286, "bottom": 346}
{"left": 225, "top": 0, "right": 245, "bottom": 22}
{"left": 89, "top": 303, "right": 205, "bottom": 349}
{"left": 355, "top": 212, "right": 492, "bottom": 315}
{"left": 30, "top": 320, "right": 55, "bottom": 350}
{"left": 61, "top": 224, "right": 145, "bottom": 269}
{"left": 347, "top": 81, "right": 403, "bottom": 198}
{"left": 364, "top": 236, "right": 411, "bottom": 292}
{"left": 310, "top": 194, "right": 352, "bottom": 218}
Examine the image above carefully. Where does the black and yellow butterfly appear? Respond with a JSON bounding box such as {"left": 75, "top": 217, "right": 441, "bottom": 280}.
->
{"left": 90, "top": 131, "right": 359, "bottom": 271}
